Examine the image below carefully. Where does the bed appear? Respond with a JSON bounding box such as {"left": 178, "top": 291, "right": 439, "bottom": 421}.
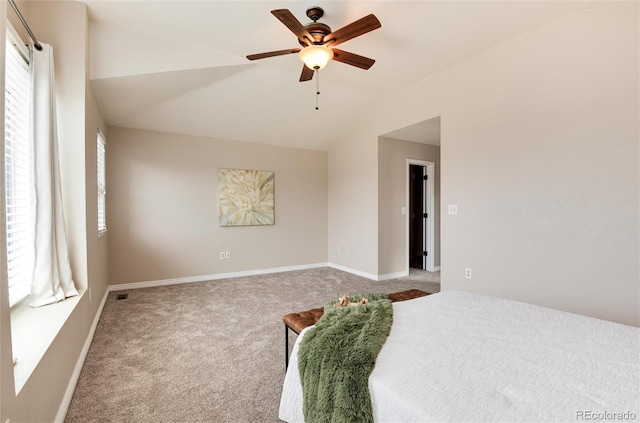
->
{"left": 279, "top": 290, "right": 640, "bottom": 422}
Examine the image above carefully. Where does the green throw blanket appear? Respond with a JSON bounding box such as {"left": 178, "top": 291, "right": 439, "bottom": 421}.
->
{"left": 298, "top": 293, "right": 393, "bottom": 423}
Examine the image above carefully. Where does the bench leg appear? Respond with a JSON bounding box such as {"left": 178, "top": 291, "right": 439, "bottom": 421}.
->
{"left": 285, "top": 324, "right": 290, "bottom": 372}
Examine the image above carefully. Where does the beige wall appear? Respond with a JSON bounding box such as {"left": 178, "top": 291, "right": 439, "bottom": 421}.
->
{"left": 1, "top": 2, "right": 109, "bottom": 422}
{"left": 439, "top": 2, "right": 638, "bottom": 326}
{"left": 107, "top": 127, "right": 328, "bottom": 285}
{"left": 328, "top": 129, "right": 379, "bottom": 277}
{"left": 329, "top": 3, "right": 639, "bottom": 325}
{"left": 378, "top": 137, "right": 441, "bottom": 276}
{"left": 6, "top": 0, "right": 28, "bottom": 42}
{"left": 85, "top": 78, "right": 109, "bottom": 307}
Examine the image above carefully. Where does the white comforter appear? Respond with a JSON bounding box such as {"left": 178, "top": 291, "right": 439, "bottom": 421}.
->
{"left": 279, "top": 290, "right": 640, "bottom": 422}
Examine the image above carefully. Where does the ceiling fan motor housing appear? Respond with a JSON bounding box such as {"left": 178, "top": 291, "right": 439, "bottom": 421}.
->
{"left": 300, "top": 22, "right": 332, "bottom": 45}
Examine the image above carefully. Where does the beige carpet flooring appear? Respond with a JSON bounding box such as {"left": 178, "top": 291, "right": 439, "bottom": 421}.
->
{"left": 64, "top": 267, "right": 440, "bottom": 423}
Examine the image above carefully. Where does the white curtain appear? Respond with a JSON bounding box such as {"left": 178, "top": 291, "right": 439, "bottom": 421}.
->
{"left": 28, "top": 43, "right": 78, "bottom": 307}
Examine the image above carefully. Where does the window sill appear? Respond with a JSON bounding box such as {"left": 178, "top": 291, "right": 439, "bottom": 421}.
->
{"left": 10, "top": 291, "right": 83, "bottom": 393}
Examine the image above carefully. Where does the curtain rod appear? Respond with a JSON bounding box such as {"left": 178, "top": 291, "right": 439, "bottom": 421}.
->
{"left": 7, "top": 0, "right": 43, "bottom": 51}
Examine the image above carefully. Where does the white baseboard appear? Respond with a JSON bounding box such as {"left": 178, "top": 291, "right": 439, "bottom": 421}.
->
{"left": 55, "top": 288, "right": 109, "bottom": 423}
{"left": 378, "top": 270, "right": 409, "bottom": 281}
{"left": 332, "top": 265, "right": 440, "bottom": 281}
{"left": 327, "top": 263, "right": 380, "bottom": 281}
{"left": 108, "top": 262, "right": 330, "bottom": 291}
{"left": 110, "top": 263, "right": 424, "bottom": 289}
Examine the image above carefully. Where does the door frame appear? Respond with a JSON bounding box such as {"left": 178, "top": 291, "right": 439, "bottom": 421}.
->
{"left": 406, "top": 159, "right": 435, "bottom": 272}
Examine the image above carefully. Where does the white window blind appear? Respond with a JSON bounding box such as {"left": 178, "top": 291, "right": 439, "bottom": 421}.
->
{"left": 4, "top": 27, "right": 34, "bottom": 306}
{"left": 97, "top": 130, "right": 106, "bottom": 233}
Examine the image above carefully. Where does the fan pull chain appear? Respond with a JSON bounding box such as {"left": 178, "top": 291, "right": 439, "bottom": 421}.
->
{"left": 315, "top": 69, "right": 320, "bottom": 110}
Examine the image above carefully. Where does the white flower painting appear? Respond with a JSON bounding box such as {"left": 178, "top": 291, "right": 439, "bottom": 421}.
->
{"left": 218, "top": 168, "right": 275, "bottom": 226}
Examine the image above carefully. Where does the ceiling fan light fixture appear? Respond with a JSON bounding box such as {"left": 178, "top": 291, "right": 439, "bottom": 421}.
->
{"left": 298, "top": 45, "right": 334, "bottom": 70}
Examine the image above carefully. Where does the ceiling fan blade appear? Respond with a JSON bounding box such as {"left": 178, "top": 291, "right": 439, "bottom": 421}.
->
{"left": 331, "top": 49, "right": 375, "bottom": 70}
{"left": 271, "top": 9, "right": 314, "bottom": 46}
{"left": 322, "top": 14, "right": 381, "bottom": 47}
{"left": 299, "top": 65, "right": 314, "bottom": 82}
{"left": 246, "top": 48, "right": 301, "bottom": 61}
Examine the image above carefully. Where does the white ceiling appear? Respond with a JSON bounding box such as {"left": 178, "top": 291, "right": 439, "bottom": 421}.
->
{"left": 82, "top": 1, "right": 603, "bottom": 151}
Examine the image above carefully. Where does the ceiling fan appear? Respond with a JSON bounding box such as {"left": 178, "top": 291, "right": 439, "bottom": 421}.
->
{"left": 246, "top": 6, "right": 381, "bottom": 82}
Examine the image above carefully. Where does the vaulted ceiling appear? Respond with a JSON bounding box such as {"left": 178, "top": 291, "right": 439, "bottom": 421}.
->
{"left": 81, "top": 1, "right": 602, "bottom": 150}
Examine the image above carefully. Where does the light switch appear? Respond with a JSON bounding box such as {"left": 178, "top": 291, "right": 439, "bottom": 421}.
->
{"left": 448, "top": 205, "right": 458, "bottom": 215}
{"left": 401, "top": 207, "right": 407, "bottom": 215}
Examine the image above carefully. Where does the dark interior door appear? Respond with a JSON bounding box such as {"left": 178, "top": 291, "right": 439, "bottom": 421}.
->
{"left": 409, "top": 165, "right": 424, "bottom": 269}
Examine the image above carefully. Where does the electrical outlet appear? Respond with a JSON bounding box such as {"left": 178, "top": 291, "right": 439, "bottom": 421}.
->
{"left": 219, "top": 252, "right": 225, "bottom": 260}
{"left": 225, "top": 251, "right": 231, "bottom": 259}
{"left": 337, "top": 246, "right": 341, "bottom": 254}
{"left": 448, "top": 205, "right": 458, "bottom": 215}
{"left": 465, "top": 268, "right": 472, "bottom": 279}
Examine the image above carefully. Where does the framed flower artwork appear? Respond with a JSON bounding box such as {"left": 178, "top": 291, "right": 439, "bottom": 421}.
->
{"left": 218, "top": 168, "right": 275, "bottom": 226}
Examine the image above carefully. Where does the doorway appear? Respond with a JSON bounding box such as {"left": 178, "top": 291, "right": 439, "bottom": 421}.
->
{"left": 407, "top": 159, "right": 435, "bottom": 271}
{"left": 409, "top": 165, "right": 424, "bottom": 269}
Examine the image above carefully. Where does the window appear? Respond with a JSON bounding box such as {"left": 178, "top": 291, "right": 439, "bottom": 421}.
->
{"left": 4, "top": 25, "right": 34, "bottom": 306}
{"left": 97, "top": 130, "right": 106, "bottom": 233}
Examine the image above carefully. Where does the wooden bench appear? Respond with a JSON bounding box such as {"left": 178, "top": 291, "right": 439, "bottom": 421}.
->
{"left": 282, "top": 289, "right": 430, "bottom": 369}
